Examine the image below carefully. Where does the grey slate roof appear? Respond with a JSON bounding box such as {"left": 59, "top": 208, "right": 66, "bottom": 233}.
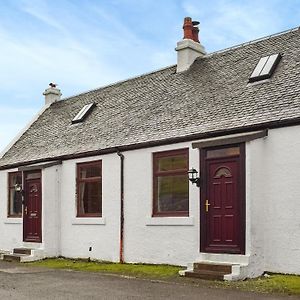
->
{"left": 1, "top": 28, "right": 300, "bottom": 168}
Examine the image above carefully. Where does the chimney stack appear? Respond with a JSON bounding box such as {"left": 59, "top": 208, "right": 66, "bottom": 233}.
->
{"left": 43, "top": 83, "right": 62, "bottom": 105}
{"left": 175, "top": 17, "right": 206, "bottom": 72}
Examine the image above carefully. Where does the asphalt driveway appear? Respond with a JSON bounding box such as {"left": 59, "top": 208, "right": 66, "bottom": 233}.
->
{"left": 0, "top": 261, "right": 298, "bottom": 300}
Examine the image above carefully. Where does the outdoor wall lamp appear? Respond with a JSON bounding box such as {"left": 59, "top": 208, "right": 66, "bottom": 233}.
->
{"left": 14, "top": 183, "right": 24, "bottom": 196}
{"left": 188, "top": 168, "right": 201, "bottom": 187}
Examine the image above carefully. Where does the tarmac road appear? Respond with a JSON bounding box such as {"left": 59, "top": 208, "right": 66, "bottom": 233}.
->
{"left": 0, "top": 261, "right": 298, "bottom": 300}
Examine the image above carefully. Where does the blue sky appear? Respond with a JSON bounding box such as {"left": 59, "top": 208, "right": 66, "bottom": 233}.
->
{"left": 0, "top": 0, "right": 300, "bottom": 152}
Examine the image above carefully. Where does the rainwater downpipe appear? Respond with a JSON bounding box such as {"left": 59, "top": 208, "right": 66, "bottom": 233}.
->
{"left": 117, "top": 151, "right": 125, "bottom": 263}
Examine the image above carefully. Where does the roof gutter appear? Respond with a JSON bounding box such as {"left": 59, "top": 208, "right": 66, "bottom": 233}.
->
{"left": 2, "top": 117, "right": 300, "bottom": 170}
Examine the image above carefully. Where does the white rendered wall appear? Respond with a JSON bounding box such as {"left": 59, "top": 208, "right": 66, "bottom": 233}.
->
{"left": 124, "top": 142, "right": 199, "bottom": 266}
{"left": 259, "top": 126, "right": 300, "bottom": 274}
{"left": 244, "top": 137, "right": 268, "bottom": 277}
{"left": 0, "top": 168, "right": 23, "bottom": 250}
{"left": 122, "top": 140, "right": 261, "bottom": 268}
{"left": 59, "top": 154, "right": 120, "bottom": 262}
{"left": 122, "top": 128, "right": 300, "bottom": 273}
{"left": 42, "top": 165, "right": 61, "bottom": 256}
{"left": 0, "top": 126, "right": 299, "bottom": 276}
{"left": 0, "top": 166, "right": 60, "bottom": 255}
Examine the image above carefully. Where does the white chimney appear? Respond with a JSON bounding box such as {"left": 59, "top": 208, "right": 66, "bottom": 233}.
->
{"left": 43, "top": 83, "right": 62, "bottom": 105}
{"left": 175, "top": 17, "right": 206, "bottom": 73}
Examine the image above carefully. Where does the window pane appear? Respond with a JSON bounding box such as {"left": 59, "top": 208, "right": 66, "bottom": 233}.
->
{"left": 25, "top": 172, "right": 40, "bottom": 180}
{"left": 250, "top": 56, "right": 268, "bottom": 78}
{"left": 9, "top": 189, "right": 22, "bottom": 216}
{"left": 78, "top": 181, "right": 102, "bottom": 214}
{"left": 9, "top": 173, "right": 22, "bottom": 187}
{"left": 158, "top": 155, "right": 187, "bottom": 172}
{"left": 80, "top": 165, "right": 101, "bottom": 179}
{"left": 260, "top": 54, "right": 278, "bottom": 76}
{"left": 8, "top": 172, "right": 22, "bottom": 217}
{"left": 156, "top": 175, "right": 189, "bottom": 212}
{"left": 206, "top": 147, "right": 240, "bottom": 159}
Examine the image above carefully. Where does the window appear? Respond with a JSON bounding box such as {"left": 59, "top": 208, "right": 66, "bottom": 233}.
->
{"left": 153, "top": 149, "right": 189, "bottom": 216}
{"left": 249, "top": 53, "right": 281, "bottom": 82}
{"left": 8, "top": 172, "right": 22, "bottom": 217}
{"left": 206, "top": 146, "right": 240, "bottom": 159}
{"left": 76, "top": 160, "right": 102, "bottom": 217}
{"left": 72, "top": 103, "right": 95, "bottom": 124}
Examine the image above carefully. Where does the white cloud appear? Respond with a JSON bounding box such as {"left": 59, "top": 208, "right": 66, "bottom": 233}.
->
{"left": 19, "top": 0, "right": 69, "bottom": 34}
{"left": 0, "top": 106, "right": 35, "bottom": 115}
{"left": 182, "top": 2, "right": 201, "bottom": 16}
{"left": 0, "top": 120, "right": 32, "bottom": 153}
{"left": 182, "top": 0, "right": 286, "bottom": 51}
{"left": 150, "top": 51, "right": 175, "bottom": 68}
{"left": 0, "top": 0, "right": 182, "bottom": 152}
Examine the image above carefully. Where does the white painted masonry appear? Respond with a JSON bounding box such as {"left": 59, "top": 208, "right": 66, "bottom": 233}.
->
{"left": 43, "top": 85, "right": 62, "bottom": 105}
{"left": 0, "top": 126, "right": 299, "bottom": 277}
{"left": 175, "top": 39, "right": 206, "bottom": 72}
{"left": 59, "top": 154, "right": 120, "bottom": 261}
{"left": 0, "top": 168, "right": 23, "bottom": 250}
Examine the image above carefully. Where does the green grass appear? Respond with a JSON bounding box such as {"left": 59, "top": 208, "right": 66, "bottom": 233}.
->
{"left": 27, "top": 258, "right": 300, "bottom": 295}
{"left": 27, "top": 258, "right": 182, "bottom": 279}
{"left": 220, "top": 274, "right": 300, "bottom": 295}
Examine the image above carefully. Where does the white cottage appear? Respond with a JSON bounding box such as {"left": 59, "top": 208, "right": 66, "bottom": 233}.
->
{"left": 0, "top": 17, "right": 300, "bottom": 280}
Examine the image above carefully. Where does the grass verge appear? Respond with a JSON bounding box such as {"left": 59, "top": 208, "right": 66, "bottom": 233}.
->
{"left": 27, "top": 258, "right": 300, "bottom": 295}
{"left": 26, "top": 258, "right": 182, "bottom": 279}
{"left": 219, "top": 274, "right": 300, "bottom": 295}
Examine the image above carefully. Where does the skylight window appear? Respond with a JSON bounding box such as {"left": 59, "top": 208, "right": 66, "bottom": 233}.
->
{"left": 72, "top": 103, "right": 95, "bottom": 124}
{"left": 249, "top": 53, "right": 281, "bottom": 83}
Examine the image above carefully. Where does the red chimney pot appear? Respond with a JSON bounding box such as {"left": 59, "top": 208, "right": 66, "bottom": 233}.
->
{"left": 183, "top": 17, "right": 200, "bottom": 43}
{"left": 192, "top": 26, "right": 200, "bottom": 43}
{"left": 183, "top": 17, "right": 194, "bottom": 40}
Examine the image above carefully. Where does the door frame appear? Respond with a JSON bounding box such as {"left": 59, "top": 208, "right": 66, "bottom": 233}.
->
{"left": 200, "top": 143, "right": 245, "bottom": 254}
{"left": 23, "top": 170, "right": 42, "bottom": 243}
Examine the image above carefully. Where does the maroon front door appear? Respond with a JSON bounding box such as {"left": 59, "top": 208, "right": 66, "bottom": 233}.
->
{"left": 201, "top": 145, "right": 245, "bottom": 254}
{"left": 23, "top": 172, "right": 42, "bottom": 242}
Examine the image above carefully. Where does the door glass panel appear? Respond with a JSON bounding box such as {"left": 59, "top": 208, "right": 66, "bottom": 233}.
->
{"left": 206, "top": 147, "right": 240, "bottom": 159}
{"left": 25, "top": 172, "right": 41, "bottom": 180}
{"left": 214, "top": 167, "right": 232, "bottom": 178}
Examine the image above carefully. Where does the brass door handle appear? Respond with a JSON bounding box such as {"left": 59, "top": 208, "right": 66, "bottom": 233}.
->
{"left": 205, "top": 199, "right": 210, "bottom": 212}
{"left": 24, "top": 207, "right": 28, "bottom": 215}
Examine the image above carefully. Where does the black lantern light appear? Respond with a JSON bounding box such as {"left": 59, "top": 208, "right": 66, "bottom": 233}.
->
{"left": 188, "top": 168, "right": 201, "bottom": 187}
{"left": 14, "top": 183, "right": 24, "bottom": 196}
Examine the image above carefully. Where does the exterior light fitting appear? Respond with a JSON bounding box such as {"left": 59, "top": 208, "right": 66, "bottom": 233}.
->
{"left": 188, "top": 168, "right": 201, "bottom": 187}
{"left": 14, "top": 183, "right": 24, "bottom": 196}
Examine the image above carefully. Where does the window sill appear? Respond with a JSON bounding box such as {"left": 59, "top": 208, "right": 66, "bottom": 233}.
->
{"left": 145, "top": 216, "right": 194, "bottom": 226}
{"left": 71, "top": 217, "right": 106, "bottom": 225}
{"left": 4, "top": 218, "right": 22, "bottom": 224}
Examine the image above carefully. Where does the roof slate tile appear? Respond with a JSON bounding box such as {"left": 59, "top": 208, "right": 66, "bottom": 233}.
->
{"left": 1, "top": 28, "right": 300, "bottom": 168}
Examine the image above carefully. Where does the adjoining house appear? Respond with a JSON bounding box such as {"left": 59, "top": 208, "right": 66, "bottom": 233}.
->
{"left": 0, "top": 17, "right": 299, "bottom": 280}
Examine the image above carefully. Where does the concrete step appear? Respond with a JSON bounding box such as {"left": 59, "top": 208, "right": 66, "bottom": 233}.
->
{"left": 181, "top": 262, "right": 236, "bottom": 281}
{"left": 194, "top": 262, "right": 232, "bottom": 273}
{"left": 2, "top": 248, "right": 45, "bottom": 263}
{"left": 3, "top": 254, "right": 27, "bottom": 262}
{"left": 185, "top": 270, "right": 227, "bottom": 280}
{"left": 13, "top": 248, "right": 32, "bottom": 255}
{"left": 0, "top": 250, "right": 10, "bottom": 260}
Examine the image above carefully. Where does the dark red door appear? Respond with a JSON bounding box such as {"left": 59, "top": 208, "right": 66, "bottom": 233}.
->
{"left": 23, "top": 173, "right": 42, "bottom": 242}
{"left": 201, "top": 145, "right": 245, "bottom": 254}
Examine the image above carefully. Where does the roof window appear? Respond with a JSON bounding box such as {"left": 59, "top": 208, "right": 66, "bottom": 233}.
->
{"left": 72, "top": 103, "right": 95, "bottom": 124}
{"left": 249, "top": 53, "right": 281, "bottom": 83}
